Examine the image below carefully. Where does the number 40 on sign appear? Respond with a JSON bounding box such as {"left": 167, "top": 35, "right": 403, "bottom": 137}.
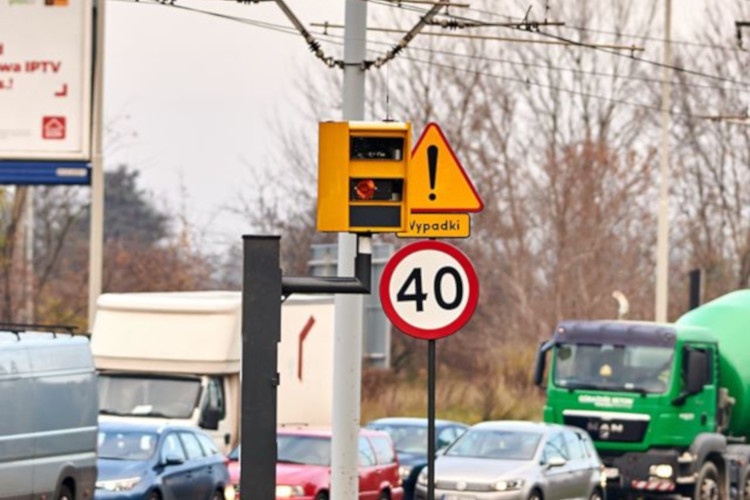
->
{"left": 379, "top": 240, "right": 479, "bottom": 340}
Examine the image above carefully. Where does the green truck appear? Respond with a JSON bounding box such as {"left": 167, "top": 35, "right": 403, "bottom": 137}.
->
{"left": 534, "top": 290, "right": 750, "bottom": 500}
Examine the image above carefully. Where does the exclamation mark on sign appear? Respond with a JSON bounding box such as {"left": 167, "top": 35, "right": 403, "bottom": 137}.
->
{"left": 427, "top": 145, "right": 438, "bottom": 201}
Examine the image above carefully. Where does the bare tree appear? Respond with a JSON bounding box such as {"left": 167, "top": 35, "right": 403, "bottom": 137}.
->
{"left": 671, "top": 0, "right": 750, "bottom": 301}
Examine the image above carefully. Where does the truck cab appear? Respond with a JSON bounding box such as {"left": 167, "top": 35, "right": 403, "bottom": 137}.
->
{"left": 535, "top": 321, "right": 725, "bottom": 497}
{"left": 90, "top": 291, "right": 242, "bottom": 453}
{"left": 90, "top": 290, "right": 337, "bottom": 455}
{"left": 97, "top": 371, "right": 236, "bottom": 449}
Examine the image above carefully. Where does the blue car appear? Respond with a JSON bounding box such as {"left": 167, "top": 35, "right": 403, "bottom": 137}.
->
{"left": 365, "top": 417, "right": 469, "bottom": 500}
{"left": 95, "top": 421, "right": 230, "bottom": 500}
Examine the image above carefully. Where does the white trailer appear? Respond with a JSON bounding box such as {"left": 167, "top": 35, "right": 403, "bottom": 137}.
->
{"left": 90, "top": 291, "right": 334, "bottom": 453}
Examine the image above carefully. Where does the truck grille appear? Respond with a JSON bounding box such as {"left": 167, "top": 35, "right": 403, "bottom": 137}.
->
{"left": 563, "top": 414, "right": 648, "bottom": 443}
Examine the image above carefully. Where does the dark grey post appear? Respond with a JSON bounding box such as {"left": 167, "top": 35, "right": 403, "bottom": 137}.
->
{"left": 688, "top": 268, "right": 703, "bottom": 311}
{"left": 241, "top": 235, "right": 282, "bottom": 500}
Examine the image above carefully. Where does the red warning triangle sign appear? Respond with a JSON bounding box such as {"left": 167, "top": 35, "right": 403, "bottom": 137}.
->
{"left": 407, "top": 123, "right": 483, "bottom": 213}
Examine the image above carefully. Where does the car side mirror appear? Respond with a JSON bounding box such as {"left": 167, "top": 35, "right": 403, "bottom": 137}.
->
{"left": 200, "top": 407, "right": 221, "bottom": 430}
{"left": 164, "top": 452, "right": 185, "bottom": 466}
{"left": 546, "top": 456, "right": 566, "bottom": 468}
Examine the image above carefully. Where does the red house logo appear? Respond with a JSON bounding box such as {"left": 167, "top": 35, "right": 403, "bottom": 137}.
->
{"left": 42, "top": 116, "right": 66, "bottom": 140}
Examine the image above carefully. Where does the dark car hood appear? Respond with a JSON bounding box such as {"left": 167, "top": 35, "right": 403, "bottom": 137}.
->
{"left": 397, "top": 451, "right": 427, "bottom": 467}
{"left": 97, "top": 459, "right": 149, "bottom": 481}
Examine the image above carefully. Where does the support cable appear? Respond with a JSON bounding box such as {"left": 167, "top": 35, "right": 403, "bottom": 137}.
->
{"left": 371, "top": 0, "right": 450, "bottom": 68}
{"left": 273, "top": 0, "right": 339, "bottom": 67}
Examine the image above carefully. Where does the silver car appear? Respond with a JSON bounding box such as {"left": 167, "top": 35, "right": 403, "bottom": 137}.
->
{"left": 414, "top": 420, "right": 604, "bottom": 500}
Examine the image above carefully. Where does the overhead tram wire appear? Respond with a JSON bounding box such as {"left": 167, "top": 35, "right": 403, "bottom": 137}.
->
{"left": 378, "top": 1, "right": 750, "bottom": 88}
{"left": 451, "top": 2, "right": 748, "bottom": 52}
{"left": 312, "top": 23, "right": 645, "bottom": 52}
{"left": 109, "top": 0, "right": 299, "bottom": 35}
{"left": 398, "top": 52, "right": 687, "bottom": 118}
{"left": 308, "top": 18, "right": 747, "bottom": 95}
{"left": 114, "top": 0, "right": 749, "bottom": 114}
{"left": 309, "top": 28, "right": 741, "bottom": 123}
{"left": 528, "top": 26, "right": 750, "bottom": 88}
{"left": 305, "top": 28, "right": 713, "bottom": 121}
{"left": 307, "top": 25, "right": 748, "bottom": 95}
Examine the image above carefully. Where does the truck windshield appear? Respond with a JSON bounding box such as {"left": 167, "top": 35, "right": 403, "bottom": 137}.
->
{"left": 553, "top": 343, "right": 674, "bottom": 394}
{"left": 98, "top": 374, "right": 201, "bottom": 419}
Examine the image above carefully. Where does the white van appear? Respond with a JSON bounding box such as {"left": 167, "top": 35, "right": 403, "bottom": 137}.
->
{"left": 0, "top": 330, "right": 98, "bottom": 500}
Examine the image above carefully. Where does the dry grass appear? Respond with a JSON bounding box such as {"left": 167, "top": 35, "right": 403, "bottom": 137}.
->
{"left": 361, "top": 346, "right": 546, "bottom": 425}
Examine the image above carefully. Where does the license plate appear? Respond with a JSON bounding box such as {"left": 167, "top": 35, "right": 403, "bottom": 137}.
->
{"left": 442, "top": 495, "right": 476, "bottom": 500}
{"left": 604, "top": 467, "right": 620, "bottom": 479}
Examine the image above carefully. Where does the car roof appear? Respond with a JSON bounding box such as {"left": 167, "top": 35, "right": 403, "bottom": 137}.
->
{"left": 98, "top": 420, "right": 204, "bottom": 436}
{"left": 366, "top": 417, "right": 467, "bottom": 427}
{"left": 277, "top": 426, "right": 391, "bottom": 439}
{"left": 468, "top": 420, "right": 574, "bottom": 435}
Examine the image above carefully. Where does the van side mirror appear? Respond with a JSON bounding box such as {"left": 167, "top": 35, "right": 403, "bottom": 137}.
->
{"left": 546, "top": 456, "right": 566, "bottom": 468}
{"left": 200, "top": 407, "right": 221, "bottom": 430}
{"left": 533, "top": 341, "right": 553, "bottom": 387}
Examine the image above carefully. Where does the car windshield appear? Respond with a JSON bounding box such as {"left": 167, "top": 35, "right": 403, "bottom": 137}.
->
{"left": 277, "top": 434, "right": 331, "bottom": 466}
{"left": 553, "top": 343, "right": 674, "bottom": 394}
{"left": 445, "top": 429, "right": 541, "bottom": 461}
{"left": 98, "top": 429, "right": 158, "bottom": 461}
{"left": 97, "top": 374, "right": 201, "bottom": 418}
{"left": 367, "top": 424, "right": 428, "bottom": 455}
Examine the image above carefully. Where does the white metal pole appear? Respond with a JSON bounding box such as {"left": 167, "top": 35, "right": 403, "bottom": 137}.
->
{"left": 655, "top": 0, "right": 672, "bottom": 323}
{"left": 331, "top": 0, "right": 367, "bottom": 498}
{"left": 87, "top": 0, "right": 106, "bottom": 330}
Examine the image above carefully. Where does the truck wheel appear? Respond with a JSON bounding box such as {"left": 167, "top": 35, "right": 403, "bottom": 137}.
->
{"left": 694, "top": 462, "right": 720, "bottom": 500}
{"left": 314, "top": 493, "right": 329, "bottom": 500}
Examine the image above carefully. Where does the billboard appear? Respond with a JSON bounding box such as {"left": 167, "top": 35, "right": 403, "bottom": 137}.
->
{"left": 0, "top": 0, "right": 94, "bottom": 161}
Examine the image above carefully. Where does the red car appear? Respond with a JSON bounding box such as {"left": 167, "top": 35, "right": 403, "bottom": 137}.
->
{"left": 226, "top": 446, "right": 240, "bottom": 499}
{"left": 276, "top": 427, "right": 403, "bottom": 500}
{"left": 228, "top": 428, "right": 404, "bottom": 499}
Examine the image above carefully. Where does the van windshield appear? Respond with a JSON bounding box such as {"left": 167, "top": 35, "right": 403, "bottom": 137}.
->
{"left": 98, "top": 374, "right": 201, "bottom": 419}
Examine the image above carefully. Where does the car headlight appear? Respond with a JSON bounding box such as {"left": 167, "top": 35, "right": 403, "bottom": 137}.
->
{"left": 494, "top": 479, "right": 524, "bottom": 491}
{"left": 275, "top": 485, "right": 305, "bottom": 497}
{"left": 417, "top": 468, "right": 429, "bottom": 486}
{"left": 649, "top": 464, "right": 674, "bottom": 479}
{"left": 224, "top": 484, "right": 236, "bottom": 500}
{"left": 95, "top": 476, "right": 142, "bottom": 491}
{"left": 399, "top": 465, "right": 413, "bottom": 480}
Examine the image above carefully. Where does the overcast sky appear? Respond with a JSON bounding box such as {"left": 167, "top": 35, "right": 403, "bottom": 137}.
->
{"left": 103, "top": 0, "right": 714, "bottom": 252}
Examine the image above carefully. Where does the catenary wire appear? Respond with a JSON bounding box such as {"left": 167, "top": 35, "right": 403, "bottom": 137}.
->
{"left": 112, "top": 0, "right": 749, "bottom": 115}
{"left": 364, "top": 0, "right": 750, "bottom": 87}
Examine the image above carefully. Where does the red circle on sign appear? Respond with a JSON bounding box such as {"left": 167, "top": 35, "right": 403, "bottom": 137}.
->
{"left": 379, "top": 240, "right": 479, "bottom": 340}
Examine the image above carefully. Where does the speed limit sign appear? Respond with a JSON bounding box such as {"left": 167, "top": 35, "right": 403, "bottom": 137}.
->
{"left": 379, "top": 240, "right": 479, "bottom": 340}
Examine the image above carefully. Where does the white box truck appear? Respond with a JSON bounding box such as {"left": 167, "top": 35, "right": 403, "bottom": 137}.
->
{"left": 90, "top": 291, "right": 334, "bottom": 453}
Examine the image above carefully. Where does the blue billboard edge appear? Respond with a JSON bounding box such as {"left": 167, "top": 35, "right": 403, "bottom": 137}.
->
{"left": 0, "top": 161, "right": 91, "bottom": 185}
